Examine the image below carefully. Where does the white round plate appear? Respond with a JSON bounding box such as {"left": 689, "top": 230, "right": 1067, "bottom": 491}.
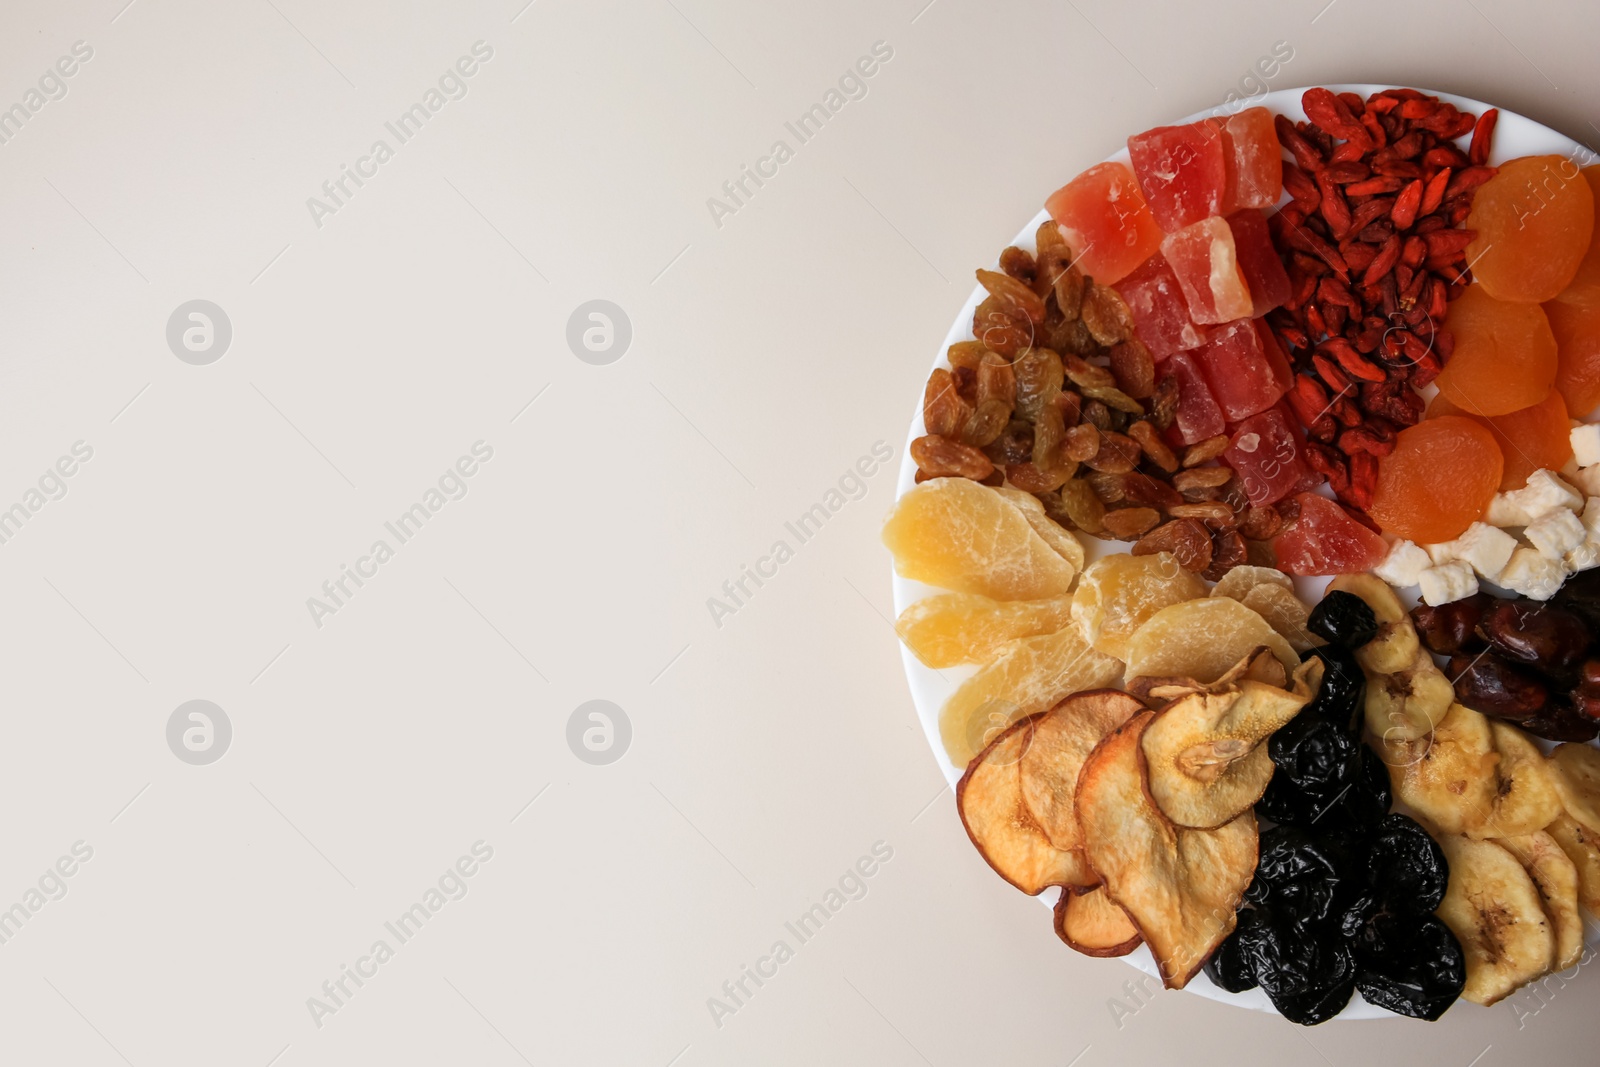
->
{"left": 893, "top": 84, "right": 1595, "bottom": 1019}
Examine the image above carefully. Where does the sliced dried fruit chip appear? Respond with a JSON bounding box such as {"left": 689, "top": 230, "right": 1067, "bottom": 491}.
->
{"left": 956, "top": 714, "right": 1098, "bottom": 895}
{"left": 1544, "top": 814, "right": 1600, "bottom": 919}
{"left": 1496, "top": 830, "right": 1584, "bottom": 971}
{"left": 1124, "top": 645, "right": 1290, "bottom": 705}
{"left": 1434, "top": 834, "right": 1555, "bottom": 1006}
{"left": 1075, "top": 711, "right": 1259, "bottom": 989}
{"left": 1018, "top": 690, "right": 1144, "bottom": 851}
{"left": 1124, "top": 596, "right": 1298, "bottom": 684}
{"left": 1141, "top": 680, "right": 1312, "bottom": 829}
{"left": 882, "top": 478, "right": 1079, "bottom": 600}
{"left": 1070, "top": 552, "right": 1207, "bottom": 662}
{"left": 895, "top": 592, "right": 1075, "bottom": 669}
{"left": 1470, "top": 723, "right": 1564, "bottom": 840}
{"left": 995, "top": 487, "right": 1087, "bottom": 574}
{"left": 1548, "top": 742, "right": 1600, "bottom": 837}
{"left": 1329, "top": 574, "right": 1420, "bottom": 675}
{"left": 1380, "top": 702, "right": 1497, "bottom": 836}
{"left": 1054, "top": 884, "right": 1143, "bottom": 957}
{"left": 939, "top": 626, "right": 1123, "bottom": 768}
{"left": 1363, "top": 646, "right": 1454, "bottom": 744}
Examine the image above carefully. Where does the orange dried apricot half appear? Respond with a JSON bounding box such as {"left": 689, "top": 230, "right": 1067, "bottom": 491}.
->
{"left": 1435, "top": 285, "right": 1557, "bottom": 417}
{"left": 1545, "top": 300, "right": 1600, "bottom": 419}
{"left": 1427, "top": 389, "right": 1572, "bottom": 492}
{"left": 1467, "top": 155, "right": 1596, "bottom": 303}
{"left": 1369, "top": 416, "right": 1503, "bottom": 544}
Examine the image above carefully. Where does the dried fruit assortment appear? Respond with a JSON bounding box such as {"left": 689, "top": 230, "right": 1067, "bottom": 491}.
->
{"left": 887, "top": 86, "right": 1600, "bottom": 1026}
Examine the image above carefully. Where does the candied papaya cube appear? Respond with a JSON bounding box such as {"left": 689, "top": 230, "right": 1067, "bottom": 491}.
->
{"left": 1127, "top": 122, "right": 1227, "bottom": 232}
{"left": 1223, "top": 407, "right": 1309, "bottom": 506}
{"left": 1161, "top": 217, "right": 1254, "bottom": 324}
{"left": 1227, "top": 210, "right": 1291, "bottom": 317}
{"left": 1112, "top": 252, "right": 1209, "bottom": 359}
{"left": 1044, "top": 162, "right": 1164, "bottom": 285}
{"left": 1273, "top": 493, "right": 1388, "bottom": 576}
{"left": 1194, "top": 318, "right": 1291, "bottom": 421}
{"left": 1215, "top": 107, "right": 1284, "bottom": 214}
{"left": 1164, "top": 351, "right": 1226, "bottom": 445}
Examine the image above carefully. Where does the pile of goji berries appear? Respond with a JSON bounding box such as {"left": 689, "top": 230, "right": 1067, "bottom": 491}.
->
{"left": 1266, "top": 87, "right": 1499, "bottom": 512}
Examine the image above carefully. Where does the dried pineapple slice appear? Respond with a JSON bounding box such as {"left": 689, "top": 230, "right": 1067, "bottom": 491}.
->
{"left": 1124, "top": 597, "right": 1298, "bottom": 684}
{"left": 1071, "top": 552, "right": 1206, "bottom": 662}
{"left": 1210, "top": 565, "right": 1294, "bottom": 603}
{"left": 896, "top": 592, "right": 1075, "bottom": 668}
{"left": 1240, "top": 583, "right": 1320, "bottom": 654}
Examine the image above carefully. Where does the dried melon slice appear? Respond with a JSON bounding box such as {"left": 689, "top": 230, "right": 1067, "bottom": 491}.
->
{"left": 1071, "top": 552, "right": 1207, "bottom": 661}
{"left": 1054, "top": 885, "right": 1142, "bottom": 957}
{"left": 957, "top": 714, "right": 1098, "bottom": 894}
{"left": 1141, "top": 679, "right": 1312, "bottom": 829}
{"left": 1240, "top": 583, "right": 1320, "bottom": 654}
{"left": 882, "top": 478, "right": 1078, "bottom": 599}
{"left": 1124, "top": 597, "right": 1298, "bottom": 684}
{"left": 939, "top": 627, "right": 1122, "bottom": 767}
{"left": 1018, "top": 690, "right": 1145, "bottom": 850}
{"left": 1210, "top": 565, "right": 1293, "bottom": 602}
{"left": 1075, "top": 712, "right": 1259, "bottom": 988}
{"left": 895, "top": 592, "right": 1075, "bottom": 668}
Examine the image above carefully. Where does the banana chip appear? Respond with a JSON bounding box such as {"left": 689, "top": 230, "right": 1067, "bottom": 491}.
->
{"left": 1435, "top": 834, "right": 1556, "bottom": 1006}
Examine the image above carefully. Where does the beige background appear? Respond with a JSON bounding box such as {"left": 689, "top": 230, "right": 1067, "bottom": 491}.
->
{"left": 0, "top": 1, "right": 1595, "bottom": 1064}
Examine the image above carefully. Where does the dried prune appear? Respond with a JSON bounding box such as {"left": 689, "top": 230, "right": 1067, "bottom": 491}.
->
{"left": 1260, "top": 714, "right": 1361, "bottom": 825}
{"left": 1307, "top": 590, "right": 1379, "bottom": 649}
{"left": 1447, "top": 652, "right": 1549, "bottom": 722}
{"left": 1337, "top": 742, "right": 1391, "bottom": 833}
{"left": 1239, "top": 915, "right": 1357, "bottom": 1025}
{"left": 1301, "top": 644, "right": 1365, "bottom": 733}
{"left": 1411, "top": 594, "right": 1490, "bottom": 656}
{"left": 1245, "top": 826, "right": 1361, "bottom": 928}
{"left": 1352, "top": 914, "right": 1465, "bottom": 1021}
{"left": 1204, "top": 908, "right": 1265, "bottom": 993}
{"left": 1364, "top": 813, "right": 1448, "bottom": 915}
{"left": 1478, "top": 599, "right": 1590, "bottom": 679}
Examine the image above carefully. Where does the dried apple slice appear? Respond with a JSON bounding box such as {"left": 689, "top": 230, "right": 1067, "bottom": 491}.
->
{"left": 1018, "top": 690, "right": 1145, "bottom": 850}
{"left": 895, "top": 592, "right": 1076, "bottom": 668}
{"left": 1496, "top": 831, "right": 1584, "bottom": 970}
{"left": 1141, "top": 679, "right": 1312, "bottom": 829}
{"left": 1054, "top": 885, "right": 1142, "bottom": 957}
{"left": 1124, "top": 596, "right": 1298, "bottom": 684}
{"left": 957, "top": 714, "right": 1098, "bottom": 894}
{"left": 939, "top": 626, "right": 1122, "bottom": 767}
{"left": 1125, "top": 646, "right": 1288, "bottom": 705}
{"left": 1074, "top": 711, "right": 1258, "bottom": 988}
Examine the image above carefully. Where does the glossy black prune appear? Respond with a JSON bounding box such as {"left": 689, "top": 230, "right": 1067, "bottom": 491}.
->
{"left": 1307, "top": 591, "right": 1380, "bottom": 649}
{"left": 1352, "top": 914, "right": 1466, "bottom": 1021}
{"left": 1301, "top": 644, "right": 1366, "bottom": 734}
{"left": 1411, "top": 594, "right": 1491, "bottom": 656}
{"left": 1364, "top": 814, "right": 1449, "bottom": 915}
{"left": 1204, "top": 907, "right": 1265, "bottom": 993}
{"left": 1242, "top": 915, "right": 1357, "bottom": 1025}
{"left": 1479, "top": 599, "right": 1590, "bottom": 678}
{"left": 1339, "top": 742, "right": 1392, "bottom": 833}
{"left": 1245, "top": 826, "right": 1361, "bottom": 927}
{"left": 1448, "top": 652, "right": 1549, "bottom": 722}
{"left": 1260, "top": 713, "right": 1361, "bottom": 826}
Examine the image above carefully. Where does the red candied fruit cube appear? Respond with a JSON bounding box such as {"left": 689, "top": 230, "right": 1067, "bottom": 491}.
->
{"left": 1214, "top": 107, "right": 1284, "bottom": 214}
{"left": 1222, "top": 406, "right": 1309, "bottom": 506}
{"left": 1161, "top": 217, "right": 1254, "bottom": 324}
{"left": 1163, "top": 351, "right": 1226, "bottom": 445}
{"left": 1227, "top": 210, "right": 1292, "bottom": 317}
{"left": 1272, "top": 492, "right": 1389, "bottom": 576}
{"left": 1195, "top": 318, "right": 1292, "bottom": 421}
{"left": 1113, "top": 252, "right": 1211, "bottom": 359}
{"left": 1127, "top": 122, "right": 1227, "bottom": 232}
{"left": 1044, "top": 162, "right": 1165, "bottom": 286}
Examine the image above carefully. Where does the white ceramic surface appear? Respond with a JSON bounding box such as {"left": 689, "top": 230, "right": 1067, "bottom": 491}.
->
{"left": 892, "top": 84, "right": 1595, "bottom": 1020}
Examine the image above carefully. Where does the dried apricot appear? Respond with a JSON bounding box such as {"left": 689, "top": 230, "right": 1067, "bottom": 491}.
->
{"left": 1547, "top": 166, "right": 1600, "bottom": 310}
{"left": 1427, "top": 389, "right": 1572, "bottom": 491}
{"left": 1545, "top": 300, "right": 1600, "bottom": 419}
{"left": 1435, "top": 285, "right": 1557, "bottom": 416}
{"left": 1368, "top": 416, "right": 1504, "bottom": 543}
{"left": 896, "top": 593, "right": 1075, "bottom": 668}
{"left": 1467, "top": 155, "right": 1596, "bottom": 303}
{"left": 1071, "top": 552, "right": 1207, "bottom": 661}
{"left": 883, "top": 479, "right": 1081, "bottom": 599}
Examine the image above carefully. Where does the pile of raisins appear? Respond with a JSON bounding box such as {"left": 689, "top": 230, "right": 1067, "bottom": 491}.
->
{"left": 1206, "top": 592, "right": 1466, "bottom": 1023}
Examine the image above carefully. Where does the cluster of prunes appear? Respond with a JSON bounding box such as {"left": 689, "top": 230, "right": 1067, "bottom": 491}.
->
{"left": 1415, "top": 569, "right": 1600, "bottom": 742}
{"left": 1204, "top": 591, "right": 1466, "bottom": 1023}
